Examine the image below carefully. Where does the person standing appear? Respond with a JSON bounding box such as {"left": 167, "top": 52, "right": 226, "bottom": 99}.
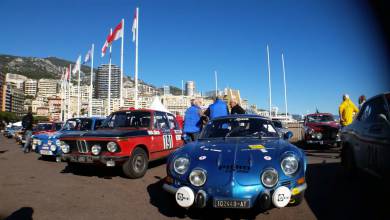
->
{"left": 339, "top": 94, "right": 359, "bottom": 127}
{"left": 204, "top": 96, "right": 229, "bottom": 120}
{"left": 358, "top": 95, "right": 366, "bottom": 109}
{"left": 229, "top": 98, "right": 246, "bottom": 114}
{"left": 22, "top": 110, "right": 34, "bottom": 153}
{"left": 183, "top": 99, "right": 201, "bottom": 142}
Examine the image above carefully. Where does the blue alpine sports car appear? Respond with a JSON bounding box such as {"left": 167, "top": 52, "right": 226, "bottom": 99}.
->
{"left": 163, "top": 115, "right": 307, "bottom": 210}
{"left": 32, "top": 117, "right": 105, "bottom": 161}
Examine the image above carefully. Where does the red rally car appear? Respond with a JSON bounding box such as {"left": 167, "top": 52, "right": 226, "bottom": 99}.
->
{"left": 59, "top": 109, "right": 184, "bottom": 178}
{"left": 303, "top": 113, "right": 341, "bottom": 147}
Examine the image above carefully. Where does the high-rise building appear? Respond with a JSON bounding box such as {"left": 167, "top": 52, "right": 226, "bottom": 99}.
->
{"left": 4, "top": 84, "right": 25, "bottom": 116}
{"left": 185, "top": 81, "right": 195, "bottom": 96}
{"left": 0, "top": 72, "right": 4, "bottom": 111}
{"left": 163, "top": 85, "right": 170, "bottom": 95}
{"left": 95, "top": 64, "right": 120, "bottom": 99}
{"left": 38, "top": 79, "right": 58, "bottom": 98}
{"left": 5, "top": 73, "right": 27, "bottom": 89}
{"left": 24, "top": 79, "right": 38, "bottom": 97}
{"left": 48, "top": 96, "right": 62, "bottom": 121}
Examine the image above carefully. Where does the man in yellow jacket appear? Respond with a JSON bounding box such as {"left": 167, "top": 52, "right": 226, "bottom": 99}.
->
{"left": 339, "top": 94, "right": 359, "bottom": 126}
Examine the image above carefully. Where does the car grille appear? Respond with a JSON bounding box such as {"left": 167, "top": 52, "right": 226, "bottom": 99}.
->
{"left": 66, "top": 140, "right": 90, "bottom": 153}
{"left": 218, "top": 164, "right": 250, "bottom": 172}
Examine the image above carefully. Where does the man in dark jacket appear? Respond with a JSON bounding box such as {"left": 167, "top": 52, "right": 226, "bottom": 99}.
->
{"left": 204, "top": 96, "right": 229, "bottom": 120}
{"left": 230, "top": 98, "right": 246, "bottom": 114}
{"left": 22, "top": 110, "right": 33, "bottom": 153}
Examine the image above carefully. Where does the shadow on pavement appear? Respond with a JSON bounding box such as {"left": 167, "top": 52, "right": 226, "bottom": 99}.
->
{"left": 60, "top": 158, "right": 167, "bottom": 179}
{"left": 305, "top": 162, "right": 390, "bottom": 219}
{"left": 147, "top": 179, "right": 271, "bottom": 220}
{"left": 3, "top": 207, "right": 33, "bottom": 220}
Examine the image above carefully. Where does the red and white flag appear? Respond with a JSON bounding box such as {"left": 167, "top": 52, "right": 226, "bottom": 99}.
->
{"left": 132, "top": 10, "right": 138, "bottom": 42}
{"left": 101, "top": 20, "right": 124, "bottom": 57}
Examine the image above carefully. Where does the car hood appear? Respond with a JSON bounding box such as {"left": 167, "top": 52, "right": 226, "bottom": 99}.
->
{"left": 60, "top": 129, "right": 149, "bottom": 139}
{"left": 306, "top": 122, "right": 340, "bottom": 131}
{"left": 173, "top": 138, "right": 304, "bottom": 187}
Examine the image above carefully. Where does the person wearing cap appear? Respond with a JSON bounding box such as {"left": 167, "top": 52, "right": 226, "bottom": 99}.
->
{"left": 229, "top": 98, "right": 246, "bottom": 115}
{"left": 339, "top": 94, "right": 359, "bottom": 127}
{"left": 358, "top": 95, "right": 366, "bottom": 109}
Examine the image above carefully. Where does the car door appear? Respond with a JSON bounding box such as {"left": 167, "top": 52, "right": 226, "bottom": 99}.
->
{"left": 152, "top": 111, "right": 173, "bottom": 158}
{"left": 360, "top": 96, "right": 390, "bottom": 176}
{"left": 167, "top": 113, "right": 184, "bottom": 149}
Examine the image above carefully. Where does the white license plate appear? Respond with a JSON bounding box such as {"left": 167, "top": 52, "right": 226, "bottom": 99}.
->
{"left": 40, "top": 150, "right": 53, "bottom": 155}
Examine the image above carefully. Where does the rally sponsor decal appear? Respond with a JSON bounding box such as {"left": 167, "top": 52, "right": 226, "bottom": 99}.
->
{"left": 264, "top": 156, "right": 272, "bottom": 160}
{"left": 199, "top": 156, "right": 207, "bottom": 160}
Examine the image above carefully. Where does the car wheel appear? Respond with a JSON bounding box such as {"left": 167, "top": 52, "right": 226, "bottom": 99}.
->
{"left": 290, "top": 192, "right": 304, "bottom": 206}
{"left": 122, "top": 147, "right": 148, "bottom": 179}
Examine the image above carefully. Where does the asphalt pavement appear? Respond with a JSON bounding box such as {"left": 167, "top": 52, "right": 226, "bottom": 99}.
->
{"left": 0, "top": 135, "right": 388, "bottom": 220}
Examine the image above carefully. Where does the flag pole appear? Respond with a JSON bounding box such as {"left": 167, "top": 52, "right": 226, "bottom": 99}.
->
{"left": 281, "top": 52, "right": 288, "bottom": 119}
{"left": 108, "top": 28, "right": 113, "bottom": 115}
{"left": 214, "top": 70, "right": 218, "bottom": 97}
{"left": 134, "top": 7, "right": 139, "bottom": 109}
{"left": 89, "top": 44, "right": 94, "bottom": 117}
{"left": 266, "top": 45, "right": 272, "bottom": 118}
{"left": 68, "top": 64, "right": 72, "bottom": 119}
{"left": 77, "top": 56, "right": 81, "bottom": 117}
{"left": 120, "top": 18, "right": 125, "bottom": 108}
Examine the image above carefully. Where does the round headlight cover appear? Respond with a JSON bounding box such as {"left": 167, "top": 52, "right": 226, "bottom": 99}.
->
{"left": 189, "top": 169, "right": 207, "bottom": 187}
{"left": 261, "top": 168, "right": 278, "bottom": 188}
{"left": 91, "top": 144, "right": 101, "bottom": 155}
{"left": 50, "top": 145, "right": 57, "bottom": 152}
{"left": 60, "top": 142, "right": 70, "bottom": 154}
{"left": 316, "top": 132, "right": 323, "bottom": 140}
{"left": 107, "top": 142, "right": 118, "bottom": 152}
{"left": 281, "top": 155, "right": 299, "bottom": 175}
{"left": 173, "top": 157, "right": 190, "bottom": 175}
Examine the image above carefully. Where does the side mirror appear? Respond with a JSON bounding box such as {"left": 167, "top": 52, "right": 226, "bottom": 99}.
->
{"left": 283, "top": 131, "right": 293, "bottom": 140}
{"left": 377, "top": 114, "right": 390, "bottom": 127}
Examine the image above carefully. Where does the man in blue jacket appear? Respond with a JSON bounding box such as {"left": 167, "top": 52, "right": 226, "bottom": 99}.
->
{"left": 183, "top": 99, "right": 202, "bottom": 142}
{"left": 204, "top": 96, "right": 229, "bottom": 119}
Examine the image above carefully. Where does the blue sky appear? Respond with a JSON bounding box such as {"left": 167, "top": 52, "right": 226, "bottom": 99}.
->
{"left": 0, "top": 0, "right": 389, "bottom": 115}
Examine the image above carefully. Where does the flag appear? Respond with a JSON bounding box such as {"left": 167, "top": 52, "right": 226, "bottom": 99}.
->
{"left": 72, "top": 55, "right": 81, "bottom": 74}
{"left": 132, "top": 10, "right": 137, "bottom": 42}
{"left": 101, "top": 32, "right": 111, "bottom": 57}
{"left": 84, "top": 48, "right": 92, "bottom": 64}
{"left": 101, "top": 20, "right": 123, "bottom": 57}
{"left": 65, "top": 66, "right": 70, "bottom": 81}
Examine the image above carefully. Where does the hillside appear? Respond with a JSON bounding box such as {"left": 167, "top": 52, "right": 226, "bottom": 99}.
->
{"left": 0, "top": 54, "right": 93, "bottom": 80}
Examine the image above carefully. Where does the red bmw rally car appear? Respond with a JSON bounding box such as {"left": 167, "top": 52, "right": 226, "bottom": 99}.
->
{"left": 304, "top": 113, "right": 341, "bottom": 147}
{"left": 60, "top": 109, "right": 184, "bottom": 178}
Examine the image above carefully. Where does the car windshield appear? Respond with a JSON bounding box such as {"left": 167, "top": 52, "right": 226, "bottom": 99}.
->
{"left": 307, "top": 115, "right": 334, "bottom": 122}
{"left": 34, "top": 124, "right": 52, "bottom": 131}
{"left": 55, "top": 123, "right": 63, "bottom": 131}
{"left": 200, "top": 117, "right": 279, "bottom": 139}
{"left": 102, "top": 111, "right": 151, "bottom": 128}
{"left": 62, "top": 118, "right": 93, "bottom": 131}
{"left": 272, "top": 120, "right": 283, "bottom": 128}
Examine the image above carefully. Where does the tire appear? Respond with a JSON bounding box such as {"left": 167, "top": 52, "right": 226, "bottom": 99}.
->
{"left": 122, "top": 147, "right": 148, "bottom": 179}
{"left": 289, "top": 191, "right": 304, "bottom": 206}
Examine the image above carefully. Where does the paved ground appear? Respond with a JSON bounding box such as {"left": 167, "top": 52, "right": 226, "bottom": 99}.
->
{"left": 0, "top": 135, "right": 388, "bottom": 220}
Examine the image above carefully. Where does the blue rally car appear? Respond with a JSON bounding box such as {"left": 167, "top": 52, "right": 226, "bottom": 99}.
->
{"left": 163, "top": 115, "right": 307, "bottom": 210}
{"left": 32, "top": 117, "right": 105, "bottom": 161}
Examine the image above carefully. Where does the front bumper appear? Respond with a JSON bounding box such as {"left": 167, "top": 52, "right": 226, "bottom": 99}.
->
{"left": 61, "top": 154, "right": 129, "bottom": 166}
{"left": 306, "top": 139, "right": 340, "bottom": 145}
{"left": 163, "top": 179, "right": 307, "bottom": 209}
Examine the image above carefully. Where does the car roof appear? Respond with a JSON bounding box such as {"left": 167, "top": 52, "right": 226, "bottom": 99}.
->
{"left": 365, "top": 91, "right": 390, "bottom": 103}
{"left": 114, "top": 108, "right": 171, "bottom": 114}
{"left": 212, "top": 114, "right": 270, "bottom": 121}
{"left": 306, "top": 113, "right": 333, "bottom": 117}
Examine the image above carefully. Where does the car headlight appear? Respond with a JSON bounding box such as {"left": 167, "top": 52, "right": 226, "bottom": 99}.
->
{"left": 55, "top": 139, "right": 61, "bottom": 146}
{"left": 91, "top": 144, "right": 101, "bottom": 155}
{"left": 261, "top": 168, "right": 278, "bottom": 188}
{"left": 281, "top": 155, "right": 299, "bottom": 175}
{"left": 33, "top": 139, "right": 38, "bottom": 145}
{"left": 173, "top": 157, "right": 190, "bottom": 175}
{"left": 60, "top": 141, "right": 70, "bottom": 154}
{"left": 107, "top": 142, "right": 118, "bottom": 152}
{"left": 316, "top": 132, "right": 322, "bottom": 140}
{"left": 50, "top": 145, "right": 57, "bottom": 152}
{"left": 189, "top": 169, "right": 207, "bottom": 187}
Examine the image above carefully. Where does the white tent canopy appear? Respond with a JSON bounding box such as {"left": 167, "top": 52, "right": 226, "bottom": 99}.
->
{"left": 148, "top": 96, "right": 170, "bottom": 113}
